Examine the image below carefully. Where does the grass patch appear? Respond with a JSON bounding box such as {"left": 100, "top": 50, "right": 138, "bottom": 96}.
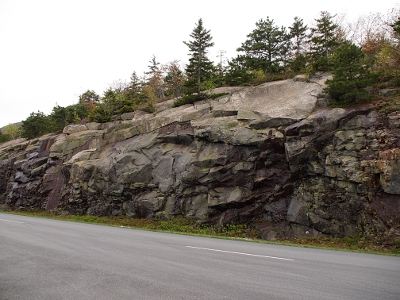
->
{"left": 280, "top": 236, "right": 400, "bottom": 255}
{"left": 4, "top": 211, "right": 400, "bottom": 255}
{"left": 5, "top": 211, "right": 256, "bottom": 239}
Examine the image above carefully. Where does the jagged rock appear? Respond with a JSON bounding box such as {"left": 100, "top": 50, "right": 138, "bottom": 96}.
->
{"left": 287, "top": 198, "right": 309, "bottom": 225}
{"left": 1, "top": 76, "right": 399, "bottom": 243}
{"left": 377, "top": 148, "right": 400, "bottom": 194}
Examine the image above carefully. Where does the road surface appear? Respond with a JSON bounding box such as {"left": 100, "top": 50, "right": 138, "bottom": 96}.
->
{"left": 1, "top": 213, "right": 399, "bottom": 300}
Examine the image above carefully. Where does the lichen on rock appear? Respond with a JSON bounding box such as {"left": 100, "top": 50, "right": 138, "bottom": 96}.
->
{"left": 1, "top": 74, "right": 399, "bottom": 243}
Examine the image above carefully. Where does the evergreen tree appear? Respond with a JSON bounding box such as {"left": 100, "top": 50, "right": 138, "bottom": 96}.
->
{"left": 50, "top": 105, "right": 69, "bottom": 132}
{"left": 309, "top": 11, "right": 340, "bottom": 71}
{"left": 127, "top": 71, "right": 146, "bottom": 103}
{"left": 69, "top": 102, "right": 89, "bottom": 121}
{"left": 224, "top": 55, "right": 255, "bottom": 86}
{"left": 145, "top": 55, "right": 164, "bottom": 99}
{"left": 324, "top": 41, "right": 379, "bottom": 102}
{"left": 79, "top": 90, "right": 100, "bottom": 104}
{"left": 183, "top": 18, "right": 215, "bottom": 95}
{"left": 88, "top": 88, "right": 119, "bottom": 123}
{"left": 289, "top": 17, "right": 308, "bottom": 72}
{"left": 237, "top": 17, "right": 289, "bottom": 74}
{"left": 21, "top": 111, "right": 52, "bottom": 139}
{"left": 146, "top": 55, "right": 160, "bottom": 75}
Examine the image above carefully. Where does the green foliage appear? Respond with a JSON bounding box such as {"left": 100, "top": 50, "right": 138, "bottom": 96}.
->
{"left": 79, "top": 90, "right": 100, "bottom": 104}
{"left": 87, "top": 106, "right": 112, "bottom": 123}
{"left": 164, "top": 60, "right": 186, "bottom": 98}
{"left": 49, "top": 105, "right": 69, "bottom": 132}
{"left": 288, "top": 17, "right": 308, "bottom": 72}
{"left": 71, "top": 102, "right": 90, "bottom": 120}
{"left": 88, "top": 88, "right": 120, "bottom": 123}
{"left": 289, "top": 17, "right": 308, "bottom": 57}
{"left": 0, "top": 130, "right": 11, "bottom": 143}
{"left": 3, "top": 123, "right": 21, "bottom": 140}
{"left": 78, "top": 90, "right": 99, "bottom": 113}
{"left": 375, "top": 42, "right": 400, "bottom": 86}
{"left": 172, "top": 93, "right": 209, "bottom": 107}
{"left": 249, "top": 69, "right": 268, "bottom": 85}
{"left": 238, "top": 17, "right": 290, "bottom": 74}
{"left": 21, "top": 111, "right": 52, "bottom": 139}
{"left": 224, "top": 55, "right": 256, "bottom": 86}
{"left": 87, "top": 78, "right": 157, "bottom": 123}
{"left": 128, "top": 71, "right": 146, "bottom": 100}
{"left": 11, "top": 11, "right": 400, "bottom": 132}
{"left": 20, "top": 102, "right": 90, "bottom": 139}
{"left": 391, "top": 16, "right": 400, "bottom": 37}
{"left": 183, "top": 18, "right": 215, "bottom": 95}
{"left": 50, "top": 103, "right": 89, "bottom": 132}
{"left": 172, "top": 92, "right": 228, "bottom": 107}
{"left": 309, "top": 11, "right": 340, "bottom": 71}
{"left": 324, "top": 41, "right": 380, "bottom": 103}
{"left": 201, "top": 79, "right": 216, "bottom": 92}
{"left": 8, "top": 211, "right": 400, "bottom": 255}
{"left": 145, "top": 55, "right": 165, "bottom": 100}
{"left": 289, "top": 54, "right": 308, "bottom": 73}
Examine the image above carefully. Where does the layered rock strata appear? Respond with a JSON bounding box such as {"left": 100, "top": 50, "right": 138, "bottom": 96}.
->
{"left": 1, "top": 74, "right": 399, "bottom": 243}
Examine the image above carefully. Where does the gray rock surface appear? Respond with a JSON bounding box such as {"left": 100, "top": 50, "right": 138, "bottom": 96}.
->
{"left": 1, "top": 74, "right": 399, "bottom": 244}
{"left": 63, "top": 124, "right": 88, "bottom": 135}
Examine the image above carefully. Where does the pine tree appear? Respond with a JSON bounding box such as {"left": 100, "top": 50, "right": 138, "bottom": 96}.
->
{"left": 50, "top": 105, "right": 69, "bottom": 131}
{"left": 79, "top": 90, "right": 100, "bottom": 104}
{"left": 324, "top": 41, "right": 379, "bottom": 103}
{"left": 183, "top": 18, "right": 215, "bottom": 96}
{"left": 146, "top": 55, "right": 160, "bottom": 75}
{"left": 289, "top": 17, "right": 308, "bottom": 72}
{"left": 127, "top": 71, "right": 146, "bottom": 104}
{"left": 237, "top": 17, "right": 289, "bottom": 74}
{"left": 224, "top": 55, "right": 255, "bottom": 86}
{"left": 21, "top": 111, "right": 52, "bottom": 139}
{"left": 309, "top": 11, "right": 340, "bottom": 71}
{"left": 145, "top": 55, "right": 164, "bottom": 99}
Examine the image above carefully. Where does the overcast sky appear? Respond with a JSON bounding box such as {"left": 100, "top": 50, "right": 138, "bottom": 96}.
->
{"left": 0, "top": 0, "right": 398, "bottom": 127}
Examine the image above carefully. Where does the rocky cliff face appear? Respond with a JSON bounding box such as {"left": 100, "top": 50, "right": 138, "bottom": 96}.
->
{"left": 1, "top": 74, "right": 399, "bottom": 244}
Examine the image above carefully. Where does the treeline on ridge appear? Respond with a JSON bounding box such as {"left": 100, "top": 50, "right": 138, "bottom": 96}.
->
{"left": 2, "top": 9, "right": 400, "bottom": 140}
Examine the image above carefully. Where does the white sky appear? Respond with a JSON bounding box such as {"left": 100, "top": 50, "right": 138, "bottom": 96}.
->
{"left": 0, "top": 0, "right": 398, "bottom": 127}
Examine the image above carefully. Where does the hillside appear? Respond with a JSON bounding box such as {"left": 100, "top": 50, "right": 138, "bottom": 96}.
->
{"left": 1, "top": 73, "right": 399, "bottom": 245}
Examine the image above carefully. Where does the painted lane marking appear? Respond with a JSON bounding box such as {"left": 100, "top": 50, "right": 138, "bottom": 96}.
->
{"left": 186, "top": 246, "right": 294, "bottom": 261}
{"left": 0, "top": 218, "right": 24, "bottom": 224}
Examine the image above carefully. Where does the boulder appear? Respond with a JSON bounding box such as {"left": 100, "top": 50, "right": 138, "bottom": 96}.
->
{"left": 63, "top": 124, "right": 88, "bottom": 135}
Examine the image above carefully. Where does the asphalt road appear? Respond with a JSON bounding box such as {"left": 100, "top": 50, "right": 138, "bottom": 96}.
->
{"left": 1, "top": 213, "right": 399, "bottom": 300}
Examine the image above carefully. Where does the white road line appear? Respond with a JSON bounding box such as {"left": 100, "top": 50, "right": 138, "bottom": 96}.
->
{"left": 186, "top": 246, "right": 294, "bottom": 261}
{"left": 0, "top": 218, "right": 24, "bottom": 224}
